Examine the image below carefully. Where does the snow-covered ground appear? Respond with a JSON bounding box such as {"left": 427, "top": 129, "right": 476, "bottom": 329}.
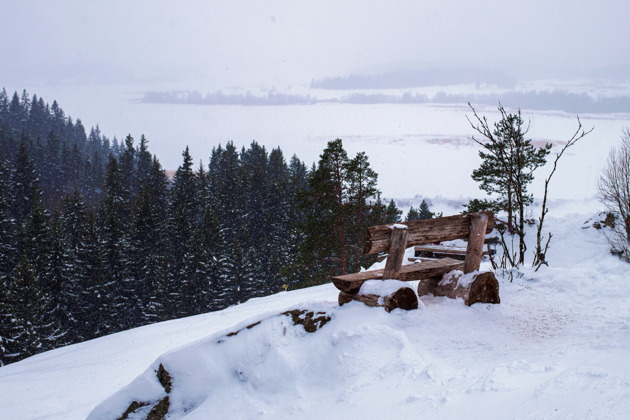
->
{"left": 1, "top": 208, "right": 629, "bottom": 419}
{"left": 2, "top": 80, "right": 628, "bottom": 418}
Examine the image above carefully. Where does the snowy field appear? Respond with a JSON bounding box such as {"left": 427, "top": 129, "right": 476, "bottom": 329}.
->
{"left": 1, "top": 211, "right": 629, "bottom": 419}
{"left": 5, "top": 82, "right": 628, "bottom": 200}
{"left": 1, "top": 81, "right": 629, "bottom": 418}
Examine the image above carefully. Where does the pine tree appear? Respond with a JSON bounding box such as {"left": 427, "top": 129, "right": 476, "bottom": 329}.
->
{"left": 4, "top": 253, "right": 52, "bottom": 363}
{"left": 11, "top": 141, "right": 40, "bottom": 226}
{"left": 42, "top": 130, "right": 63, "bottom": 208}
{"left": 136, "top": 135, "right": 152, "bottom": 187}
{"left": 0, "top": 284, "right": 13, "bottom": 366}
{"left": 240, "top": 141, "right": 270, "bottom": 287}
{"left": 165, "top": 147, "right": 198, "bottom": 318}
{"left": 75, "top": 211, "right": 111, "bottom": 339}
{"left": 0, "top": 88, "right": 9, "bottom": 123}
{"left": 385, "top": 199, "right": 402, "bottom": 223}
{"left": 467, "top": 104, "right": 551, "bottom": 264}
{"left": 296, "top": 139, "right": 350, "bottom": 284}
{"left": 345, "top": 151, "right": 379, "bottom": 271}
{"left": 60, "top": 188, "right": 94, "bottom": 340}
{"left": 208, "top": 142, "right": 245, "bottom": 244}
{"left": 84, "top": 150, "right": 105, "bottom": 208}
{"left": 405, "top": 206, "right": 420, "bottom": 221}
{"left": 131, "top": 156, "right": 170, "bottom": 322}
{"left": 280, "top": 155, "right": 309, "bottom": 288}
{"left": 99, "top": 154, "right": 134, "bottom": 330}
{"left": 186, "top": 204, "right": 223, "bottom": 313}
{"left": 418, "top": 199, "right": 434, "bottom": 220}
{"left": 20, "top": 185, "right": 50, "bottom": 278}
{"left": 118, "top": 134, "right": 138, "bottom": 203}
{"left": 0, "top": 127, "right": 18, "bottom": 161}
{"left": 263, "top": 148, "right": 293, "bottom": 292}
{"left": 44, "top": 216, "right": 76, "bottom": 345}
{"left": 0, "top": 156, "right": 17, "bottom": 280}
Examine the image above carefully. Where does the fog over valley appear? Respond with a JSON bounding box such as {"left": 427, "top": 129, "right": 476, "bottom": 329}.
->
{"left": 2, "top": 0, "right": 628, "bottom": 199}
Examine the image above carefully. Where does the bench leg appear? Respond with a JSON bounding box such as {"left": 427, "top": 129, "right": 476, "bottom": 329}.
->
{"left": 464, "top": 213, "right": 488, "bottom": 273}
{"left": 338, "top": 288, "right": 418, "bottom": 312}
{"left": 382, "top": 226, "right": 408, "bottom": 279}
{"left": 417, "top": 270, "right": 500, "bottom": 306}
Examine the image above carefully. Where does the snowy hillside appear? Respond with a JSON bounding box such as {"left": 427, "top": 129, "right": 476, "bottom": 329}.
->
{"left": 1, "top": 209, "right": 629, "bottom": 419}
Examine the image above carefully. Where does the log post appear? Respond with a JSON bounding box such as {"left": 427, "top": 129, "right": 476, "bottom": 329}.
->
{"left": 417, "top": 270, "right": 500, "bottom": 306}
{"left": 463, "top": 213, "right": 488, "bottom": 274}
{"left": 382, "top": 225, "right": 408, "bottom": 279}
{"left": 338, "top": 287, "right": 418, "bottom": 312}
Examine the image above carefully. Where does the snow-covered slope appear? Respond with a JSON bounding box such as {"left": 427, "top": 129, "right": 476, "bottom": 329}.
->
{"left": 1, "top": 212, "right": 629, "bottom": 419}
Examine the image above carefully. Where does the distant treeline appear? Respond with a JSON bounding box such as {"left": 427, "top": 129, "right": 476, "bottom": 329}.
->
{"left": 143, "top": 90, "right": 317, "bottom": 106}
{"left": 143, "top": 89, "right": 630, "bottom": 114}
{"left": 310, "top": 69, "right": 516, "bottom": 90}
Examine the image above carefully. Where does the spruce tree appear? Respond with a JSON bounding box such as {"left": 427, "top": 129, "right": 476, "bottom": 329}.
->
{"left": 0, "top": 284, "right": 13, "bottom": 366}
{"left": 345, "top": 151, "right": 379, "bottom": 271}
{"left": 280, "top": 155, "right": 309, "bottom": 288}
{"left": 165, "top": 147, "right": 198, "bottom": 318}
{"left": 385, "top": 199, "right": 402, "bottom": 223}
{"left": 131, "top": 156, "right": 170, "bottom": 322}
{"left": 405, "top": 206, "right": 420, "bottom": 221}
{"left": 263, "top": 148, "right": 293, "bottom": 292}
{"left": 296, "top": 139, "right": 350, "bottom": 284}
{"left": 418, "top": 199, "right": 434, "bottom": 220}
{"left": 136, "top": 134, "right": 152, "bottom": 187}
{"left": 44, "top": 216, "right": 76, "bottom": 345}
{"left": 0, "top": 156, "right": 17, "bottom": 280}
{"left": 118, "top": 134, "right": 138, "bottom": 204}
{"left": 4, "top": 253, "right": 52, "bottom": 363}
{"left": 187, "top": 204, "right": 223, "bottom": 312}
{"left": 208, "top": 142, "right": 245, "bottom": 244}
{"left": 99, "top": 154, "right": 134, "bottom": 330}
{"left": 75, "top": 211, "right": 111, "bottom": 339}
{"left": 11, "top": 141, "right": 39, "bottom": 225}
{"left": 20, "top": 186, "right": 50, "bottom": 279}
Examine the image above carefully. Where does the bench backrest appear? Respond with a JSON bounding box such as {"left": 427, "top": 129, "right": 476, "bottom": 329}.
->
{"left": 363, "top": 211, "right": 495, "bottom": 255}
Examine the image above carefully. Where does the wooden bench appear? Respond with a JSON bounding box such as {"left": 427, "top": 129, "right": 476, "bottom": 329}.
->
{"left": 332, "top": 211, "right": 500, "bottom": 311}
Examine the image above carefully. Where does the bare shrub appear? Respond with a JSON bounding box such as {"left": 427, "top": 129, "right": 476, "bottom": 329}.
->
{"left": 598, "top": 129, "right": 630, "bottom": 262}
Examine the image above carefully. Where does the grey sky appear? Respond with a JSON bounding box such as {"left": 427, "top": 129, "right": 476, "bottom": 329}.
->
{"left": 1, "top": 0, "right": 628, "bottom": 89}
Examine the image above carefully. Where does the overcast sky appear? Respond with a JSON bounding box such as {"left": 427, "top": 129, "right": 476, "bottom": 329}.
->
{"left": 2, "top": 0, "right": 628, "bottom": 89}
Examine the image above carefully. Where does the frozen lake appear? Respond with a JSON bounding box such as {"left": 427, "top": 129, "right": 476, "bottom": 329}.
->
{"left": 7, "top": 83, "right": 628, "bottom": 201}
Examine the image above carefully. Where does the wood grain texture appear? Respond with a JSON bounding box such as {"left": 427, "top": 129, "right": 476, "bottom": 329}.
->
{"left": 417, "top": 270, "right": 500, "bottom": 306}
{"left": 363, "top": 211, "right": 495, "bottom": 255}
{"left": 338, "top": 287, "right": 419, "bottom": 312}
{"left": 414, "top": 245, "right": 491, "bottom": 257}
{"left": 382, "top": 226, "right": 408, "bottom": 279}
{"left": 463, "top": 213, "right": 488, "bottom": 274}
{"left": 332, "top": 258, "right": 464, "bottom": 293}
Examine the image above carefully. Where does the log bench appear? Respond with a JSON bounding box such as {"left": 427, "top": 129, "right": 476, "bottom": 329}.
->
{"left": 332, "top": 211, "right": 500, "bottom": 310}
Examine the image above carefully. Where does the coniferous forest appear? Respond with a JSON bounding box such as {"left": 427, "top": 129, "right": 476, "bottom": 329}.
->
{"left": 0, "top": 89, "right": 403, "bottom": 365}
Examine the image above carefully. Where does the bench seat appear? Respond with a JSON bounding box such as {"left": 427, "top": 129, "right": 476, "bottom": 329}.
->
{"left": 332, "top": 257, "right": 464, "bottom": 293}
